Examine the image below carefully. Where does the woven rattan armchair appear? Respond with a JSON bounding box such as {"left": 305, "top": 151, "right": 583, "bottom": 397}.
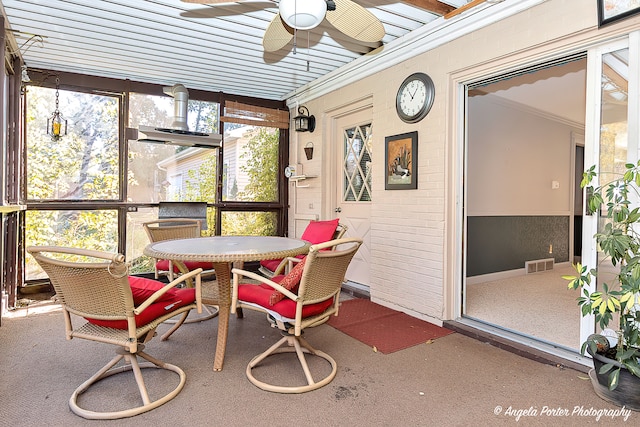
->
{"left": 231, "top": 237, "right": 362, "bottom": 393}
{"left": 258, "top": 221, "right": 348, "bottom": 278}
{"left": 143, "top": 218, "right": 215, "bottom": 281}
{"left": 27, "top": 246, "right": 203, "bottom": 420}
{"left": 144, "top": 218, "right": 219, "bottom": 321}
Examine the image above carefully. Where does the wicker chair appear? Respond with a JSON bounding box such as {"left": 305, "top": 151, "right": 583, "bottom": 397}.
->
{"left": 143, "top": 218, "right": 219, "bottom": 321}
{"left": 231, "top": 237, "right": 362, "bottom": 393}
{"left": 143, "top": 218, "right": 215, "bottom": 281}
{"left": 258, "top": 221, "right": 348, "bottom": 278}
{"left": 27, "top": 246, "right": 203, "bottom": 420}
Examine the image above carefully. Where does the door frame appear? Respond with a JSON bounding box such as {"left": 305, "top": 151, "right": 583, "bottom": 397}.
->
{"left": 445, "top": 34, "right": 639, "bottom": 366}
{"left": 324, "top": 96, "right": 373, "bottom": 287}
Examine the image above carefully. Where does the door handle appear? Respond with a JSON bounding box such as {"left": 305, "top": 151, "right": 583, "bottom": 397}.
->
{"left": 335, "top": 207, "right": 342, "bottom": 213}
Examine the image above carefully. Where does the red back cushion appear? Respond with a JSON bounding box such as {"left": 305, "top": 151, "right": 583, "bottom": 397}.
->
{"left": 300, "top": 219, "right": 339, "bottom": 245}
{"left": 268, "top": 257, "right": 307, "bottom": 306}
{"left": 259, "top": 258, "right": 283, "bottom": 272}
{"left": 128, "top": 276, "right": 178, "bottom": 305}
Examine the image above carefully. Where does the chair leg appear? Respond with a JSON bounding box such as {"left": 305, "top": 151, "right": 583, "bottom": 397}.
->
{"left": 161, "top": 310, "right": 190, "bottom": 341}
{"left": 163, "top": 304, "right": 219, "bottom": 329}
{"left": 246, "top": 334, "right": 337, "bottom": 394}
{"left": 68, "top": 347, "right": 186, "bottom": 420}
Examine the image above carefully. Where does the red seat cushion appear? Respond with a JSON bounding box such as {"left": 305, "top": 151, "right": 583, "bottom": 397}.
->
{"left": 237, "top": 284, "right": 333, "bottom": 319}
{"left": 156, "top": 259, "right": 213, "bottom": 273}
{"left": 259, "top": 258, "right": 282, "bottom": 272}
{"left": 86, "top": 277, "right": 195, "bottom": 330}
{"left": 300, "top": 218, "right": 339, "bottom": 245}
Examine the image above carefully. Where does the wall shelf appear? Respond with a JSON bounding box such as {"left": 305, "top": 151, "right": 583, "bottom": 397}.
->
{"left": 0, "top": 205, "right": 26, "bottom": 214}
{"left": 289, "top": 175, "right": 317, "bottom": 188}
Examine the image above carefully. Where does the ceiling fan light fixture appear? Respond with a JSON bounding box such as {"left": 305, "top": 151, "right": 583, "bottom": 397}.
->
{"left": 279, "top": 0, "right": 327, "bottom": 30}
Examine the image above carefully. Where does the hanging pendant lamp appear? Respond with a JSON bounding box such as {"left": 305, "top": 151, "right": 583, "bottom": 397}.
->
{"left": 47, "top": 76, "right": 67, "bottom": 141}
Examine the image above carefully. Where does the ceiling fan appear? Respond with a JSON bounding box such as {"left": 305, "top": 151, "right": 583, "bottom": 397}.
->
{"left": 181, "top": 0, "right": 385, "bottom": 52}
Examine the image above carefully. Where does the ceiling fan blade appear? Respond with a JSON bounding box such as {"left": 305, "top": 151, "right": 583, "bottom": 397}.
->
{"left": 325, "top": 0, "right": 384, "bottom": 43}
{"left": 263, "top": 14, "right": 294, "bottom": 52}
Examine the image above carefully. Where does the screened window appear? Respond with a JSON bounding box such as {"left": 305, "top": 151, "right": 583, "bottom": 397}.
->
{"left": 127, "top": 93, "right": 220, "bottom": 204}
{"left": 25, "top": 210, "right": 118, "bottom": 280}
{"left": 22, "top": 78, "right": 286, "bottom": 283}
{"left": 222, "top": 124, "right": 279, "bottom": 202}
{"left": 26, "top": 87, "right": 119, "bottom": 201}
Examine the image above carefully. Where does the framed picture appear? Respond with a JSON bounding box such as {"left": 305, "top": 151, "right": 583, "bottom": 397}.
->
{"left": 598, "top": 0, "right": 640, "bottom": 27}
{"left": 385, "top": 131, "right": 417, "bottom": 190}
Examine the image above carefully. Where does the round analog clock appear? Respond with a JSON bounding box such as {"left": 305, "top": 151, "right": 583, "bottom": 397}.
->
{"left": 284, "top": 165, "right": 296, "bottom": 178}
{"left": 396, "top": 72, "right": 435, "bottom": 124}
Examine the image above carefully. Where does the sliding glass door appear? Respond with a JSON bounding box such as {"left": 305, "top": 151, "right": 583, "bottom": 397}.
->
{"left": 461, "top": 31, "right": 640, "bottom": 353}
{"left": 580, "top": 34, "right": 638, "bottom": 345}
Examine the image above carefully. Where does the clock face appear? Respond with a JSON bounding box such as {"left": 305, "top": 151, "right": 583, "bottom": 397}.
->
{"left": 284, "top": 165, "right": 295, "bottom": 178}
{"left": 396, "top": 73, "right": 435, "bottom": 123}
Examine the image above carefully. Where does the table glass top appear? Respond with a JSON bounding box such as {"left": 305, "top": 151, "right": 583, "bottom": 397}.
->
{"left": 144, "top": 235, "right": 309, "bottom": 262}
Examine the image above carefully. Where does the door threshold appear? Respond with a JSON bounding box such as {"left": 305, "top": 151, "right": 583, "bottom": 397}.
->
{"left": 342, "top": 281, "right": 370, "bottom": 299}
{"left": 444, "top": 318, "right": 592, "bottom": 373}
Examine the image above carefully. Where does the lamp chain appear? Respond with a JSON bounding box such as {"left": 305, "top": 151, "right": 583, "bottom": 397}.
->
{"left": 54, "top": 76, "right": 60, "bottom": 114}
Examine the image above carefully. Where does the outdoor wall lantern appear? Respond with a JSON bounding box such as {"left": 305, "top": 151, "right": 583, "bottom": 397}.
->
{"left": 304, "top": 142, "right": 314, "bottom": 160}
{"left": 294, "top": 106, "right": 315, "bottom": 132}
{"left": 47, "top": 76, "right": 67, "bottom": 141}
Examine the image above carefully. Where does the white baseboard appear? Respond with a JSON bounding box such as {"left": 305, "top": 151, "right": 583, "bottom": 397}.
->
{"left": 467, "top": 261, "right": 571, "bottom": 285}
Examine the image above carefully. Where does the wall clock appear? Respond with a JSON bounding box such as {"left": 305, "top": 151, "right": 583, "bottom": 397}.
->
{"left": 284, "top": 165, "right": 296, "bottom": 178}
{"left": 395, "top": 72, "right": 435, "bottom": 124}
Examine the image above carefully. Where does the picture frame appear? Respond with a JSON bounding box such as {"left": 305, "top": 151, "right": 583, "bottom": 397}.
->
{"left": 385, "top": 131, "right": 417, "bottom": 190}
{"left": 598, "top": 0, "right": 640, "bottom": 27}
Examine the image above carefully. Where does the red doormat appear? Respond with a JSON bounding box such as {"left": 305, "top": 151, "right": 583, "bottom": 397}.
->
{"left": 328, "top": 299, "right": 454, "bottom": 354}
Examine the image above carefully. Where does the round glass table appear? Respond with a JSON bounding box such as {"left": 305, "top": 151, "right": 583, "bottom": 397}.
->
{"left": 144, "top": 236, "right": 310, "bottom": 371}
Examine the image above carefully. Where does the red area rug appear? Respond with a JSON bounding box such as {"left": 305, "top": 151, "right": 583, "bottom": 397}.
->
{"left": 328, "top": 298, "right": 454, "bottom": 354}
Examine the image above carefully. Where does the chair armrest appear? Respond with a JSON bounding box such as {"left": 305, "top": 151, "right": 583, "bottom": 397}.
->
{"left": 134, "top": 268, "right": 203, "bottom": 315}
{"left": 231, "top": 268, "right": 299, "bottom": 314}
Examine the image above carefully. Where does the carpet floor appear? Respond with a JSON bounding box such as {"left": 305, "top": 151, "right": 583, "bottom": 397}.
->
{"left": 328, "top": 299, "right": 454, "bottom": 354}
{"left": 465, "top": 265, "right": 581, "bottom": 349}
{"left": 0, "top": 298, "right": 634, "bottom": 426}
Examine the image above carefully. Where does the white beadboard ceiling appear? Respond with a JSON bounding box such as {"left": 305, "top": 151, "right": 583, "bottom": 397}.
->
{"left": 2, "top": 0, "right": 474, "bottom": 100}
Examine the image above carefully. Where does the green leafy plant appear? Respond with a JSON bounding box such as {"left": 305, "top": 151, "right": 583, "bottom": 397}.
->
{"left": 564, "top": 162, "right": 640, "bottom": 390}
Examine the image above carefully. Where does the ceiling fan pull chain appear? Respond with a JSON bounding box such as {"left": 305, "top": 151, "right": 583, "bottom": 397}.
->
{"left": 293, "top": 27, "right": 297, "bottom": 54}
{"left": 293, "top": 1, "right": 297, "bottom": 54}
{"left": 306, "top": 31, "right": 310, "bottom": 71}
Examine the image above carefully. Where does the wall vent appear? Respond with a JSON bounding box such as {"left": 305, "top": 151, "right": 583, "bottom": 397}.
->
{"left": 525, "top": 258, "right": 555, "bottom": 274}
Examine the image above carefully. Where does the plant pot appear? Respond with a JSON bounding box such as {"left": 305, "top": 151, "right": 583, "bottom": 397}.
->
{"left": 587, "top": 346, "right": 640, "bottom": 411}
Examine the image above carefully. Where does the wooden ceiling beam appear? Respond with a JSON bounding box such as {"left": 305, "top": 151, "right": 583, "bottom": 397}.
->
{"left": 444, "top": 0, "right": 490, "bottom": 19}
{"left": 401, "top": 0, "right": 456, "bottom": 16}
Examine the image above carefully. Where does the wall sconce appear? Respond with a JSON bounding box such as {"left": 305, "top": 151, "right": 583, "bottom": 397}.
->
{"left": 47, "top": 76, "right": 67, "bottom": 141}
{"left": 304, "top": 142, "right": 314, "bottom": 160}
{"left": 294, "top": 106, "right": 315, "bottom": 132}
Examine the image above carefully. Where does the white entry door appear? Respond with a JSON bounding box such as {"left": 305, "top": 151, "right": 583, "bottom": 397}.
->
{"left": 333, "top": 109, "right": 372, "bottom": 286}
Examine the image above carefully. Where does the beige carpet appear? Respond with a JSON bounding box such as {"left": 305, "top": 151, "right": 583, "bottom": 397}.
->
{"left": 1, "top": 298, "right": 632, "bottom": 426}
{"left": 466, "top": 265, "right": 581, "bottom": 349}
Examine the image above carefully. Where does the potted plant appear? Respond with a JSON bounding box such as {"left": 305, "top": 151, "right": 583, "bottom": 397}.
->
{"left": 564, "top": 162, "right": 640, "bottom": 410}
